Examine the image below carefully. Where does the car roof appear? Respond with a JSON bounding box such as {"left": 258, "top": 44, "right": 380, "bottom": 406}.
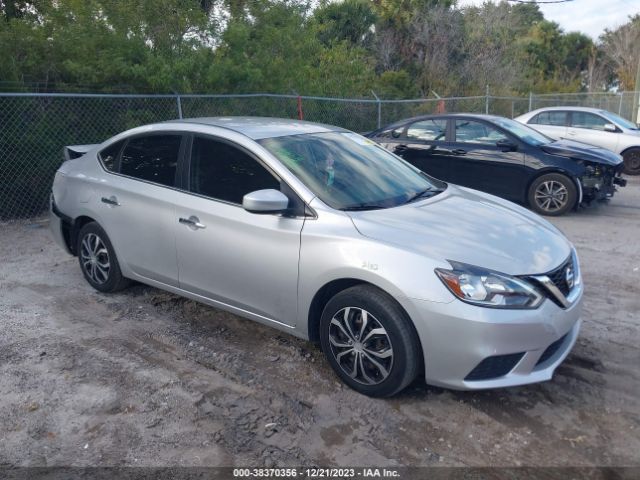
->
{"left": 529, "top": 106, "right": 607, "bottom": 113}
{"left": 377, "top": 113, "right": 506, "bottom": 131}
{"left": 169, "top": 116, "right": 348, "bottom": 140}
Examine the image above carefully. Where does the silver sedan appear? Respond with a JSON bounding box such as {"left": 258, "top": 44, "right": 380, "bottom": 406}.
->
{"left": 50, "top": 117, "right": 583, "bottom": 397}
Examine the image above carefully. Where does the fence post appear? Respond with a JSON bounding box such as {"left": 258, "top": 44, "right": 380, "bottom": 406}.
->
{"left": 485, "top": 84, "right": 489, "bottom": 114}
{"left": 529, "top": 91, "right": 533, "bottom": 112}
{"left": 291, "top": 90, "right": 304, "bottom": 120}
{"left": 371, "top": 90, "right": 381, "bottom": 129}
{"left": 635, "top": 61, "right": 640, "bottom": 123}
{"left": 618, "top": 92, "right": 624, "bottom": 115}
{"left": 296, "top": 95, "right": 304, "bottom": 120}
{"left": 176, "top": 94, "right": 183, "bottom": 119}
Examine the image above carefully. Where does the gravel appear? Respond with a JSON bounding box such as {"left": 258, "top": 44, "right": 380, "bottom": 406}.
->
{"left": 0, "top": 178, "right": 639, "bottom": 468}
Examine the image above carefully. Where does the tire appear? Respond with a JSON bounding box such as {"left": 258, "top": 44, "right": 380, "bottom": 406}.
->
{"left": 528, "top": 173, "right": 577, "bottom": 216}
{"left": 319, "top": 285, "right": 421, "bottom": 397}
{"left": 622, "top": 148, "right": 640, "bottom": 175}
{"left": 77, "top": 222, "right": 130, "bottom": 293}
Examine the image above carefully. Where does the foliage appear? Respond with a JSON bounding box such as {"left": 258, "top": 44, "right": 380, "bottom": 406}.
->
{"left": 0, "top": 0, "right": 637, "bottom": 96}
{"left": 600, "top": 14, "right": 640, "bottom": 91}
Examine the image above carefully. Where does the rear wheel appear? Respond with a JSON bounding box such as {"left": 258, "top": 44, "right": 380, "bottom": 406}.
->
{"left": 528, "top": 173, "right": 577, "bottom": 216}
{"left": 319, "top": 285, "right": 421, "bottom": 397}
{"left": 77, "top": 222, "right": 130, "bottom": 292}
{"left": 622, "top": 148, "right": 640, "bottom": 175}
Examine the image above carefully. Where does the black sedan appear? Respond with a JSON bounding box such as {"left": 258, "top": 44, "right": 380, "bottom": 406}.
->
{"left": 366, "top": 114, "right": 627, "bottom": 216}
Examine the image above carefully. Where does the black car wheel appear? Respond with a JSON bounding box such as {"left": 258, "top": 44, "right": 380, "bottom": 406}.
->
{"left": 623, "top": 148, "right": 640, "bottom": 175}
{"left": 77, "top": 222, "right": 130, "bottom": 293}
{"left": 528, "top": 173, "right": 577, "bottom": 216}
{"left": 319, "top": 285, "right": 421, "bottom": 397}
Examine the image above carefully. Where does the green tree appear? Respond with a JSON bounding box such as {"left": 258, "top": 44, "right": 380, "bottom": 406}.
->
{"left": 313, "top": 0, "right": 377, "bottom": 48}
{"left": 600, "top": 14, "right": 640, "bottom": 91}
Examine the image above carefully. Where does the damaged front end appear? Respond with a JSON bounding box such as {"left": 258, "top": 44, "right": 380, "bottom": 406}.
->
{"left": 579, "top": 162, "right": 627, "bottom": 204}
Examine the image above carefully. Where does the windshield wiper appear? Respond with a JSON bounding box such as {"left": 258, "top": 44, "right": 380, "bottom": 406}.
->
{"left": 341, "top": 204, "right": 387, "bottom": 211}
{"left": 404, "top": 187, "right": 443, "bottom": 204}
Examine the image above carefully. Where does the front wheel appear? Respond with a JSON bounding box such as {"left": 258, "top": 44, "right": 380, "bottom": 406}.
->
{"left": 528, "top": 173, "right": 577, "bottom": 216}
{"left": 622, "top": 148, "right": 640, "bottom": 175}
{"left": 319, "top": 285, "right": 421, "bottom": 397}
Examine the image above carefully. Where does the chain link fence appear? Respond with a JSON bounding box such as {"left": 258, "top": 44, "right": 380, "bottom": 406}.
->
{"left": 530, "top": 92, "right": 640, "bottom": 122}
{"left": 1, "top": 91, "right": 639, "bottom": 220}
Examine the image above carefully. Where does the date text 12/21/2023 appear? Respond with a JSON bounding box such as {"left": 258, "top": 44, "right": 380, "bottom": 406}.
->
{"left": 232, "top": 468, "right": 400, "bottom": 478}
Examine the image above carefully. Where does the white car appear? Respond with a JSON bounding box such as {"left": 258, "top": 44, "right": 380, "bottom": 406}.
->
{"left": 516, "top": 106, "right": 640, "bottom": 175}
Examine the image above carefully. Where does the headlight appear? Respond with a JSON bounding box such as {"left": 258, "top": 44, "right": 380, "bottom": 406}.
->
{"left": 435, "top": 261, "right": 544, "bottom": 309}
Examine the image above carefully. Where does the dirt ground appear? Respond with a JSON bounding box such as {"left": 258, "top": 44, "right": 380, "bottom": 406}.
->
{"left": 0, "top": 179, "right": 639, "bottom": 470}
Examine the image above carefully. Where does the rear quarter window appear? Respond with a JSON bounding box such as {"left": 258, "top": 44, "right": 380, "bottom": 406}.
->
{"left": 98, "top": 139, "right": 125, "bottom": 172}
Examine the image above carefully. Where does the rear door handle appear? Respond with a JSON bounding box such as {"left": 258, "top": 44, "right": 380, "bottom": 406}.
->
{"left": 179, "top": 216, "right": 206, "bottom": 230}
{"left": 101, "top": 196, "right": 120, "bottom": 206}
{"left": 451, "top": 149, "right": 467, "bottom": 155}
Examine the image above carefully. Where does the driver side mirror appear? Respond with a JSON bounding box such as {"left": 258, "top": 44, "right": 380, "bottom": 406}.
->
{"left": 496, "top": 139, "right": 518, "bottom": 152}
{"left": 243, "top": 189, "right": 289, "bottom": 214}
{"left": 603, "top": 123, "right": 618, "bottom": 133}
{"left": 392, "top": 128, "right": 403, "bottom": 138}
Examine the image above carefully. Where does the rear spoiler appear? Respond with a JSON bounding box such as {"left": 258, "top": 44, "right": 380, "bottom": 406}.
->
{"left": 64, "top": 144, "right": 99, "bottom": 161}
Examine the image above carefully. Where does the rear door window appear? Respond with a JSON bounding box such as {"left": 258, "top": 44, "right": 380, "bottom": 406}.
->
{"left": 120, "top": 134, "right": 182, "bottom": 187}
{"left": 531, "top": 111, "right": 567, "bottom": 126}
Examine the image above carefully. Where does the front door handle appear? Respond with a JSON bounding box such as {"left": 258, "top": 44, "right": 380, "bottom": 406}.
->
{"left": 101, "top": 196, "right": 120, "bottom": 206}
{"left": 394, "top": 144, "right": 408, "bottom": 154}
{"left": 179, "top": 216, "right": 206, "bottom": 230}
{"left": 451, "top": 149, "right": 467, "bottom": 155}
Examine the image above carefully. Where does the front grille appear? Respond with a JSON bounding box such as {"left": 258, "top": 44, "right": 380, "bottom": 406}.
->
{"left": 465, "top": 352, "right": 525, "bottom": 381}
{"left": 536, "top": 334, "right": 568, "bottom": 366}
{"left": 545, "top": 256, "right": 573, "bottom": 297}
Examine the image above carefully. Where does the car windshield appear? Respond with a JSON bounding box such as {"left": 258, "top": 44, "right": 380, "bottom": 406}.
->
{"left": 258, "top": 132, "right": 444, "bottom": 210}
{"left": 492, "top": 117, "right": 552, "bottom": 146}
{"left": 600, "top": 110, "right": 639, "bottom": 130}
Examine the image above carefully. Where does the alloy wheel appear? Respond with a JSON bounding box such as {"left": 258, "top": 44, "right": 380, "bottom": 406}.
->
{"left": 80, "top": 233, "right": 111, "bottom": 285}
{"left": 534, "top": 180, "right": 569, "bottom": 213}
{"left": 328, "top": 307, "right": 394, "bottom": 385}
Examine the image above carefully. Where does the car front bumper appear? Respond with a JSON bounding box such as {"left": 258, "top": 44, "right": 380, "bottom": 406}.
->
{"left": 401, "top": 285, "right": 583, "bottom": 390}
{"left": 580, "top": 169, "right": 626, "bottom": 203}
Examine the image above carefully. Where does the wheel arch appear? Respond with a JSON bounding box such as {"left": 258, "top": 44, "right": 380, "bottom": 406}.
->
{"left": 620, "top": 145, "right": 640, "bottom": 156}
{"left": 68, "top": 215, "right": 98, "bottom": 255}
{"left": 307, "top": 278, "right": 422, "bottom": 353}
{"left": 620, "top": 146, "right": 640, "bottom": 175}
{"left": 308, "top": 279, "right": 426, "bottom": 387}
{"left": 308, "top": 278, "right": 365, "bottom": 343}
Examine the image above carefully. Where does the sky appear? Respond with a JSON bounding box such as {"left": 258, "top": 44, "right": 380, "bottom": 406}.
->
{"left": 456, "top": 0, "right": 639, "bottom": 39}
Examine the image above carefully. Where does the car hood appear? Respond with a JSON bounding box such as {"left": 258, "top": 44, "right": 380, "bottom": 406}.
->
{"left": 348, "top": 186, "right": 571, "bottom": 276}
{"left": 542, "top": 138, "right": 622, "bottom": 166}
